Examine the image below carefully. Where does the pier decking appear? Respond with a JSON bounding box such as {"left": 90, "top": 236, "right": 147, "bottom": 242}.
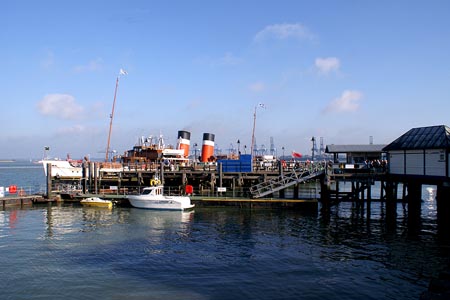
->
{"left": 1, "top": 195, "right": 46, "bottom": 208}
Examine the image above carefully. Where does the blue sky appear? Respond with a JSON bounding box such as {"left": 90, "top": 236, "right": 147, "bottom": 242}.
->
{"left": 2, "top": 0, "right": 449, "bottom": 159}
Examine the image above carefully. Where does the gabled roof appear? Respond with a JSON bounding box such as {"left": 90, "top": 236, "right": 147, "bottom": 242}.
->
{"left": 383, "top": 125, "right": 450, "bottom": 151}
{"left": 325, "top": 144, "right": 386, "bottom": 153}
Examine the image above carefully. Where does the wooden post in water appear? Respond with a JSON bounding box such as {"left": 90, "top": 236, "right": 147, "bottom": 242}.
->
{"left": 94, "top": 162, "right": 98, "bottom": 194}
{"left": 218, "top": 163, "right": 223, "bottom": 190}
{"left": 293, "top": 184, "right": 299, "bottom": 199}
{"left": 238, "top": 173, "right": 243, "bottom": 197}
{"left": 88, "top": 162, "right": 94, "bottom": 193}
{"left": 385, "top": 180, "right": 397, "bottom": 229}
{"left": 182, "top": 171, "right": 187, "bottom": 186}
{"left": 82, "top": 162, "right": 88, "bottom": 194}
{"left": 210, "top": 173, "right": 216, "bottom": 196}
{"left": 380, "top": 180, "right": 385, "bottom": 200}
{"left": 46, "top": 163, "right": 52, "bottom": 199}
{"left": 232, "top": 177, "right": 236, "bottom": 198}
{"left": 406, "top": 181, "right": 422, "bottom": 231}
{"left": 278, "top": 160, "right": 285, "bottom": 199}
{"left": 335, "top": 180, "right": 340, "bottom": 201}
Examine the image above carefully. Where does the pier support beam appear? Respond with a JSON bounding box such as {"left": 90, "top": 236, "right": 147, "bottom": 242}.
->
{"left": 385, "top": 180, "right": 397, "bottom": 229}
{"left": 88, "top": 162, "right": 96, "bottom": 194}
{"left": 159, "top": 162, "right": 164, "bottom": 185}
{"left": 218, "top": 163, "right": 223, "bottom": 190}
{"left": 437, "top": 183, "right": 450, "bottom": 238}
{"left": 82, "top": 162, "right": 88, "bottom": 194}
{"left": 94, "top": 163, "right": 98, "bottom": 194}
{"left": 406, "top": 182, "right": 422, "bottom": 234}
{"left": 293, "top": 184, "right": 299, "bottom": 199}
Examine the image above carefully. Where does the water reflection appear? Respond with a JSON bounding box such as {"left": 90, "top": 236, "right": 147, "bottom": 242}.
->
{"left": 1, "top": 202, "right": 449, "bottom": 299}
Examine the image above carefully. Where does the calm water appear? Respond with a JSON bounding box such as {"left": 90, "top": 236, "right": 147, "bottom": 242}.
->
{"left": 0, "top": 161, "right": 449, "bottom": 300}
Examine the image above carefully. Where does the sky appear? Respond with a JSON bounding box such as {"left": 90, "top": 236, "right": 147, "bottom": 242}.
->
{"left": 2, "top": 0, "right": 450, "bottom": 160}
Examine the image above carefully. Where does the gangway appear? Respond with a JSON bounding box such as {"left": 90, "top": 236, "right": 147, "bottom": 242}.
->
{"left": 249, "top": 163, "right": 325, "bottom": 198}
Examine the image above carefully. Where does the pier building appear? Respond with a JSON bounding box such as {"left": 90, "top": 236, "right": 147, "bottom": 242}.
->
{"left": 382, "top": 125, "right": 450, "bottom": 228}
{"left": 383, "top": 125, "right": 450, "bottom": 180}
{"left": 325, "top": 144, "right": 386, "bottom": 165}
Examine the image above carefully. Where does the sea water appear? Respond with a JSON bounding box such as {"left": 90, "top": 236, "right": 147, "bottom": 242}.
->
{"left": 0, "top": 160, "right": 449, "bottom": 300}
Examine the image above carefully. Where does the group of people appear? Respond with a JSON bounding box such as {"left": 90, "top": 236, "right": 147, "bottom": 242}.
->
{"left": 363, "top": 159, "right": 387, "bottom": 171}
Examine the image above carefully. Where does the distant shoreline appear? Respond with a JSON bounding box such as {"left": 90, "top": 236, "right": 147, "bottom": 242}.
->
{"left": 0, "top": 160, "right": 16, "bottom": 163}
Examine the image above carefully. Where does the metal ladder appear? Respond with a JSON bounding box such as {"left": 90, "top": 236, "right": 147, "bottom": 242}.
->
{"left": 249, "top": 163, "right": 325, "bottom": 199}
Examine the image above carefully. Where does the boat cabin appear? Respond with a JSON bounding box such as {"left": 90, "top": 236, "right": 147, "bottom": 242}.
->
{"left": 142, "top": 186, "right": 163, "bottom": 196}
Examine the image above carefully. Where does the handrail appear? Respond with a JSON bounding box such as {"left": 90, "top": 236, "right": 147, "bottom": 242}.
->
{"left": 250, "top": 162, "right": 326, "bottom": 198}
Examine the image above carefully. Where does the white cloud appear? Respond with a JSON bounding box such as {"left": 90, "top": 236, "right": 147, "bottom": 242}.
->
{"left": 73, "top": 58, "right": 103, "bottom": 73}
{"left": 315, "top": 57, "right": 340, "bottom": 74}
{"left": 323, "top": 90, "right": 363, "bottom": 114}
{"left": 37, "top": 94, "right": 84, "bottom": 119}
{"left": 249, "top": 82, "right": 265, "bottom": 92}
{"left": 254, "top": 23, "right": 314, "bottom": 42}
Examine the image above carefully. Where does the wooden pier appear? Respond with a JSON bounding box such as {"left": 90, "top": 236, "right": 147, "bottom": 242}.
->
{"left": 1, "top": 195, "right": 47, "bottom": 208}
{"left": 37, "top": 123, "right": 450, "bottom": 223}
{"left": 45, "top": 160, "right": 325, "bottom": 201}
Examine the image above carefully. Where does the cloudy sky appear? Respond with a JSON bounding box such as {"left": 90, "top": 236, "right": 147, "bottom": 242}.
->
{"left": 2, "top": 0, "right": 450, "bottom": 159}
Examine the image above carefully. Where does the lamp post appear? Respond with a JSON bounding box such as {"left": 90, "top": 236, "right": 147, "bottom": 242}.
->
{"left": 311, "top": 137, "right": 316, "bottom": 161}
{"left": 194, "top": 143, "right": 198, "bottom": 163}
{"left": 244, "top": 145, "right": 247, "bottom": 154}
{"left": 282, "top": 146, "right": 285, "bottom": 159}
{"left": 237, "top": 139, "right": 241, "bottom": 157}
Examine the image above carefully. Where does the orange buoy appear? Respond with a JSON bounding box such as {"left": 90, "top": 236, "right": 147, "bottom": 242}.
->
{"left": 177, "top": 130, "right": 191, "bottom": 157}
{"left": 201, "top": 133, "right": 215, "bottom": 162}
{"left": 9, "top": 185, "right": 17, "bottom": 194}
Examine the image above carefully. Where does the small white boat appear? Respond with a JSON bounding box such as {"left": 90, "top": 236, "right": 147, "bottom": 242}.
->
{"left": 80, "top": 197, "right": 113, "bottom": 209}
{"left": 127, "top": 185, "right": 194, "bottom": 211}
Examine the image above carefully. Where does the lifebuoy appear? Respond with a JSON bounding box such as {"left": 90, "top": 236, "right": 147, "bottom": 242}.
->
{"left": 150, "top": 179, "right": 161, "bottom": 186}
{"left": 9, "top": 185, "right": 17, "bottom": 194}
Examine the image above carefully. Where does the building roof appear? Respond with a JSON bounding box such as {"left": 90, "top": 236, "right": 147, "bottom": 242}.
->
{"left": 325, "top": 144, "right": 386, "bottom": 154}
{"left": 383, "top": 125, "right": 450, "bottom": 151}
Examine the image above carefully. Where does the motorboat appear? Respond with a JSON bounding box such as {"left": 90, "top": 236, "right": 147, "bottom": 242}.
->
{"left": 127, "top": 185, "right": 194, "bottom": 210}
{"left": 80, "top": 197, "right": 113, "bottom": 209}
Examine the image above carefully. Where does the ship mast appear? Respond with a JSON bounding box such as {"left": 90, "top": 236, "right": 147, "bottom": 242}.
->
{"left": 250, "top": 103, "right": 265, "bottom": 159}
{"left": 105, "top": 69, "right": 127, "bottom": 162}
{"left": 250, "top": 105, "right": 257, "bottom": 158}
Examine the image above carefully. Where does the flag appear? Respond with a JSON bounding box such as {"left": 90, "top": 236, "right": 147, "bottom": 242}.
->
{"left": 119, "top": 68, "right": 128, "bottom": 75}
{"left": 292, "top": 151, "right": 302, "bottom": 158}
{"left": 44, "top": 146, "right": 50, "bottom": 151}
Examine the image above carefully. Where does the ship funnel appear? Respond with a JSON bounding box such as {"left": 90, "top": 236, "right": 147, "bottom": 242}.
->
{"left": 201, "top": 133, "right": 215, "bottom": 162}
{"left": 177, "top": 130, "right": 191, "bottom": 157}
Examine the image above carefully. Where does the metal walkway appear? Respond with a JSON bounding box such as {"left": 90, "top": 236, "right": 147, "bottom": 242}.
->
{"left": 249, "top": 163, "right": 325, "bottom": 199}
